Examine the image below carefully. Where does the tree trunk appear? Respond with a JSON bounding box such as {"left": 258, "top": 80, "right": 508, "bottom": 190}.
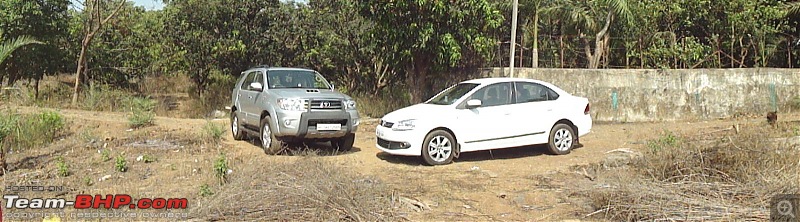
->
{"left": 72, "top": 38, "right": 90, "bottom": 105}
{"left": 559, "top": 35, "right": 564, "bottom": 68}
{"left": 34, "top": 77, "right": 40, "bottom": 100}
{"left": 408, "top": 54, "right": 431, "bottom": 103}
{"left": 588, "top": 12, "right": 613, "bottom": 69}
{"left": 532, "top": 10, "right": 539, "bottom": 68}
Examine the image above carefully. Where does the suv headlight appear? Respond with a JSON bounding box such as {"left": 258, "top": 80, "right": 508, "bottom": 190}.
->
{"left": 344, "top": 99, "right": 356, "bottom": 110}
{"left": 391, "top": 119, "right": 415, "bottom": 131}
{"left": 278, "top": 98, "right": 308, "bottom": 111}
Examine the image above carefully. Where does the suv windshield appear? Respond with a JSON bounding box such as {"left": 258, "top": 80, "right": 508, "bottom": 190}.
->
{"left": 267, "top": 70, "right": 331, "bottom": 89}
{"left": 425, "top": 83, "right": 480, "bottom": 105}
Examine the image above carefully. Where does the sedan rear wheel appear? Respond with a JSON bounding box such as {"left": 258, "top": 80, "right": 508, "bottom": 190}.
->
{"left": 547, "top": 123, "right": 575, "bottom": 155}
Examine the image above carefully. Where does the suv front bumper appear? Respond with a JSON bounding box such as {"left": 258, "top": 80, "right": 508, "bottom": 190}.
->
{"left": 274, "top": 110, "right": 359, "bottom": 139}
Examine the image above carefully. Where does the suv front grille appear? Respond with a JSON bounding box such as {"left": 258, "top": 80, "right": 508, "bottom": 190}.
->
{"left": 310, "top": 99, "right": 342, "bottom": 110}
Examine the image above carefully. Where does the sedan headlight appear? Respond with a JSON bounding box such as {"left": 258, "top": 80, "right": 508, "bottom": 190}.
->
{"left": 391, "top": 119, "right": 416, "bottom": 131}
{"left": 344, "top": 99, "right": 356, "bottom": 110}
{"left": 278, "top": 98, "right": 307, "bottom": 111}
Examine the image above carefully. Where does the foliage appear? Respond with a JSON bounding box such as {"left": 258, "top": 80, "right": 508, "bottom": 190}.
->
{"left": 127, "top": 97, "right": 156, "bottom": 128}
{"left": 100, "top": 148, "right": 111, "bottom": 162}
{"left": 213, "top": 152, "right": 228, "bottom": 185}
{"left": 199, "top": 184, "right": 214, "bottom": 197}
{"left": 115, "top": 154, "right": 127, "bottom": 172}
{"left": 0, "top": 0, "right": 70, "bottom": 86}
{"left": 0, "top": 110, "right": 66, "bottom": 171}
{"left": 359, "top": 0, "right": 504, "bottom": 102}
{"left": 202, "top": 121, "right": 226, "bottom": 143}
{"left": 56, "top": 155, "right": 69, "bottom": 177}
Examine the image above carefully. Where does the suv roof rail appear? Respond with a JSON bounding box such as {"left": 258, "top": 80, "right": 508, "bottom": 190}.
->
{"left": 252, "top": 64, "right": 271, "bottom": 69}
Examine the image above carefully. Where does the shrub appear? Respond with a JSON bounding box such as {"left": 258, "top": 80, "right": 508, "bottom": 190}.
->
{"left": 213, "top": 153, "right": 228, "bottom": 185}
{"left": 128, "top": 97, "right": 156, "bottom": 128}
{"left": 115, "top": 155, "right": 127, "bottom": 172}
{"left": 202, "top": 121, "right": 226, "bottom": 143}
{"left": 199, "top": 184, "right": 214, "bottom": 197}
{"left": 56, "top": 156, "right": 69, "bottom": 177}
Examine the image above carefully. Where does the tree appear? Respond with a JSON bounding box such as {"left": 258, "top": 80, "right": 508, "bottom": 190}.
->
{"left": 71, "top": 0, "right": 127, "bottom": 105}
{"left": 0, "top": 33, "right": 42, "bottom": 68}
{"left": 0, "top": 0, "right": 70, "bottom": 93}
{"left": 359, "top": 0, "right": 503, "bottom": 102}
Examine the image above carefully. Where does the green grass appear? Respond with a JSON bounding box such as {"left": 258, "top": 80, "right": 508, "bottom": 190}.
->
{"left": 0, "top": 110, "right": 65, "bottom": 152}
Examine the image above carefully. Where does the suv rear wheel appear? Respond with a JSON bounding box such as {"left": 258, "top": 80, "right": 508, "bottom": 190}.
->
{"left": 331, "top": 133, "right": 355, "bottom": 152}
{"left": 260, "top": 117, "right": 286, "bottom": 154}
{"left": 231, "top": 112, "right": 245, "bottom": 140}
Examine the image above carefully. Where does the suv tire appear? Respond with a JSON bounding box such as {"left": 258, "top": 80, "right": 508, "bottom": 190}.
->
{"left": 260, "top": 117, "right": 286, "bottom": 154}
{"left": 331, "top": 133, "right": 355, "bottom": 152}
{"left": 231, "top": 112, "right": 245, "bottom": 141}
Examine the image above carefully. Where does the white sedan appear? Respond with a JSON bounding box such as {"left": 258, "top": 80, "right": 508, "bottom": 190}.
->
{"left": 375, "top": 78, "right": 592, "bottom": 165}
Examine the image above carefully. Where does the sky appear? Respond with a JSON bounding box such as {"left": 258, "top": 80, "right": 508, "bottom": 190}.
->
{"left": 132, "top": 0, "right": 163, "bottom": 10}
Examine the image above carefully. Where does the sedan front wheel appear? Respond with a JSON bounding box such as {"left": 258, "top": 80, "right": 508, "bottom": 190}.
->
{"left": 421, "top": 130, "right": 456, "bottom": 165}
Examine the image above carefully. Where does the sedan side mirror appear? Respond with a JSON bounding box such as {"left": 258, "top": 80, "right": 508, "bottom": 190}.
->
{"left": 465, "top": 99, "right": 482, "bottom": 108}
{"left": 249, "top": 82, "right": 263, "bottom": 91}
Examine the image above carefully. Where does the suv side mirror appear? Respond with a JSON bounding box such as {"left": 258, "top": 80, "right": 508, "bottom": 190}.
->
{"left": 465, "top": 99, "right": 482, "bottom": 108}
{"left": 249, "top": 82, "right": 263, "bottom": 91}
{"left": 330, "top": 84, "right": 335, "bottom": 90}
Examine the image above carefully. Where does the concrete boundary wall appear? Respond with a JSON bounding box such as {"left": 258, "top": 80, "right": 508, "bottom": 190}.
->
{"left": 481, "top": 68, "right": 800, "bottom": 122}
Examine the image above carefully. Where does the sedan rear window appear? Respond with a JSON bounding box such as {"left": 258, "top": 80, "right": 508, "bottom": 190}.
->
{"left": 425, "top": 83, "right": 480, "bottom": 105}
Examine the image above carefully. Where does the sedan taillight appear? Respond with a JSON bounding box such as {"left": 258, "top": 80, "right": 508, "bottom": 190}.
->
{"left": 584, "top": 103, "right": 590, "bottom": 115}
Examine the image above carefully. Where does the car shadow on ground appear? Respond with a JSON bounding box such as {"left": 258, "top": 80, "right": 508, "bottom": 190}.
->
{"left": 376, "top": 143, "right": 585, "bottom": 165}
{"left": 244, "top": 139, "right": 361, "bottom": 156}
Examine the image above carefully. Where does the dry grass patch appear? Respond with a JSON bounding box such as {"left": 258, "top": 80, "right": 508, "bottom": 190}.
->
{"left": 573, "top": 127, "right": 800, "bottom": 221}
{"left": 192, "top": 157, "right": 397, "bottom": 221}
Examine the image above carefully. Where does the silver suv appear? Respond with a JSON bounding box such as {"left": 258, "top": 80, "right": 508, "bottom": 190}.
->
{"left": 229, "top": 66, "right": 360, "bottom": 154}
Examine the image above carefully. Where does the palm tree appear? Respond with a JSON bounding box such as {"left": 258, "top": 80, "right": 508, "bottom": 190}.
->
{"left": 550, "top": 0, "right": 632, "bottom": 68}
{"left": 789, "top": 2, "right": 800, "bottom": 16}
{"left": 0, "top": 31, "right": 43, "bottom": 66}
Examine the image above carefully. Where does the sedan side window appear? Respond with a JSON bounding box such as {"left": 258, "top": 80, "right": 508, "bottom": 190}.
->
{"left": 515, "top": 82, "right": 559, "bottom": 103}
{"left": 469, "top": 82, "right": 513, "bottom": 107}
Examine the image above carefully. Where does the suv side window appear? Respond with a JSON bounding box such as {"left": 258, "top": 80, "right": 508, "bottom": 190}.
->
{"left": 468, "top": 82, "right": 513, "bottom": 107}
{"left": 514, "top": 82, "right": 559, "bottom": 103}
{"left": 243, "top": 71, "right": 264, "bottom": 91}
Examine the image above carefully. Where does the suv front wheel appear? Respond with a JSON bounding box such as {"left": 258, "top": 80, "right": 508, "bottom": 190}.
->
{"left": 331, "top": 133, "right": 355, "bottom": 152}
{"left": 260, "top": 117, "right": 286, "bottom": 154}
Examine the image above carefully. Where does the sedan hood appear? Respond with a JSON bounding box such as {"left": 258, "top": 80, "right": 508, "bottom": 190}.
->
{"left": 269, "top": 89, "right": 352, "bottom": 100}
{"left": 382, "top": 103, "right": 450, "bottom": 122}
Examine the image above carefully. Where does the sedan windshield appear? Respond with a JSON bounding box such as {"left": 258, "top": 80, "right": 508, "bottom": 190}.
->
{"left": 425, "top": 83, "right": 480, "bottom": 105}
{"left": 267, "top": 70, "right": 331, "bottom": 89}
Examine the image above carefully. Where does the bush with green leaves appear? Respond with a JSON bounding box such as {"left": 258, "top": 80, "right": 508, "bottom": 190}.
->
{"left": 202, "top": 121, "right": 226, "bottom": 142}
{"left": 56, "top": 156, "right": 69, "bottom": 177}
{"left": 115, "top": 155, "right": 127, "bottom": 172}
{"left": 128, "top": 97, "right": 156, "bottom": 128}
{"left": 213, "top": 153, "right": 228, "bottom": 184}
{"left": 0, "top": 110, "right": 65, "bottom": 151}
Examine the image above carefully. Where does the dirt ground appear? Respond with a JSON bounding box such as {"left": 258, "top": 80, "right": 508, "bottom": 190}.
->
{"left": 2, "top": 105, "right": 795, "bottom": 221}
